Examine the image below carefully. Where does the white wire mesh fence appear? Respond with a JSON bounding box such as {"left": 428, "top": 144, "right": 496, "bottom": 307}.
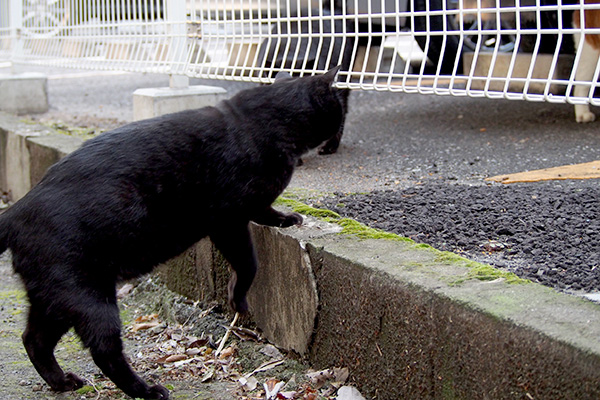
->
{"left": 1, "top": 0, "right": 599, "bottom": 107}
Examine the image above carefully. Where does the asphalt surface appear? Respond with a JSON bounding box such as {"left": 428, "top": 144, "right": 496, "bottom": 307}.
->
{"left": 4, "top": 64, "right": 599, "bottom": 193}
{"left": 2, "top": 63, "right": 599, "bottom": 296}
{"left": 320, "top": 182, "right": 600, "bottom": 294}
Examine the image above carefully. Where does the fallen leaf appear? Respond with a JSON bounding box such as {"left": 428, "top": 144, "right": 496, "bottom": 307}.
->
{"left": 201, "top": 368, "right": 215, "bottom": 383}
{"left": 247, "top": 359, "right": 285, "bottom": 377}
{"left": 307, "top": 369, "right": 334, "bottom": 388}
{"left": 132, "top": 321, "right": 160, "bottom": 332}
{"left": 336, "top": 386, "right": 366, "bottom": 400}
{"left": 185, "top": 348, "right": 202, "bottom": 356}
{"left": 156, "top": 354, "right": 187, "bottom": 364}
{"left": 218, "top": 346, "right": 235, "bottom": 359}
{"left": 165, "top": 354, "right": 187, "bottom": 363}
{"left": 238, "top": 376, "right": 259, "bottom": 392}
{"left": 264, "top": 378, "right": 285, "bottom": 400}
{"left": 116, "top": 283, "right": 134, "bottom": 299}
{"left": 276, "top": 391, "right": 296, "bottom": 399}
{"left": 135, "top": 313, "right": 159, "bottom": 323}
{"left": 260, "top": 344, "right": 283, "bottom": 359}
{"left": 230, "top": 326, "right": 262, "bottom": 341}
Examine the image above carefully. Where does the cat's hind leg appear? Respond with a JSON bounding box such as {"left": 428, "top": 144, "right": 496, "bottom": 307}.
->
{"left": 210, "top": 224, "right": 257, "bottom": 314}
{"left": 22, "top": 303, "right": 85, "bottom": 391}
{"left": 74, "top": 295, "right": 169, "bottom": 400}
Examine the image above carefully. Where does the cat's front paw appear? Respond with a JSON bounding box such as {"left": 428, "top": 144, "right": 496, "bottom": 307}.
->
{"left": 279, "top": 212, "right": 303, "bottom": 228}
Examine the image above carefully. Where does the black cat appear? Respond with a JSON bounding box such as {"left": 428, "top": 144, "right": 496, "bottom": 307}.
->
{"left": 256, "top": 3, "right": 354, "bottom": 155}
{"left": 0, "top": 68, "right": 344, "bottom": 400}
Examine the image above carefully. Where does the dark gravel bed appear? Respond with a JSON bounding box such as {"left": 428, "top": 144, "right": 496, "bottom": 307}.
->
{"left": 319, "top": 181, "right": 600, "bottom": 294}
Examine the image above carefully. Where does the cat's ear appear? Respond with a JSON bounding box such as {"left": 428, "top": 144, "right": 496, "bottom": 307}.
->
{"left": 274, "top": 71, "right": 293, "bottom": 82}
{"left": 322, "top": 66, "right": 342, "bottom": 85}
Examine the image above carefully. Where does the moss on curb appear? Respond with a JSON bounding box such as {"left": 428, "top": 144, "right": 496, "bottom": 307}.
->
{"left": 275, "top": 195, "right": 529, "bottom": 285}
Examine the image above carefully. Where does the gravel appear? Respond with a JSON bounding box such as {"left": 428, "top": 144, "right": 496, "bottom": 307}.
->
{"left": 319, "top": 181, "right": 600, "bottom": 294}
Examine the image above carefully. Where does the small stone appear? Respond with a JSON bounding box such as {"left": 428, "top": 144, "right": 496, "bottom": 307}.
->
{"left": 480, "top": 240, "right": 506, "bottom": 252}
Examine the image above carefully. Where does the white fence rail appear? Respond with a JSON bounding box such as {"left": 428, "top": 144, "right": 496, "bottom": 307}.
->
{"left": 1, "top": 0, "right": 599, "bottom": 107}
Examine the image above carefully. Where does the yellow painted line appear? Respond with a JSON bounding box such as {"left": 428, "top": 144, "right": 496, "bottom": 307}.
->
{"left": 486, "top": 160, "right": 600, "bottom": 184}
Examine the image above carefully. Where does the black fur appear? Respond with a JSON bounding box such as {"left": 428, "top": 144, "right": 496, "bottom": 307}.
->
{"left": 256, "top": 3, "right": 354, "bottom": 155}
{"left": 0, "top": 68, "right": 344, "bottom": 400}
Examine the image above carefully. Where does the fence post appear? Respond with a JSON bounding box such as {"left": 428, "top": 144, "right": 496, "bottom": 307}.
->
{"left": 166, "top": 0, "right": 189, "bottom": 89}
{"left": 8, "top": 0, "right": 22, "bottom": 71}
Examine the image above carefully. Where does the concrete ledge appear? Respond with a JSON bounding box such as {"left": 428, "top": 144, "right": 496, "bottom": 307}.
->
{"left": 2, "top": 114, "right": 600, "bottom": 398}
{"left": 0, "top": 73, "right": 49, "bottom": 114}
{"left": 0, "top": 112, "right": 83, "bottom": 200}
{"left": 133, "top": 86, "right": 228, "bottom": 121}
{"left": 163, "top": 215, "right": 600, "bottom": 399}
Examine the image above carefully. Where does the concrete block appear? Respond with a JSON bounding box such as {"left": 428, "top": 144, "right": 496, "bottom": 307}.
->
{"left": 463, "top": 52, "right": 575, "bottom": 94}
{"left": 161, "top": 224, "right": 320, "bottom": 355}
{"left": 0, "top": 112, "right": 82, "bottom": 201}
{"left": 132, "top": 85, "right": 228, "bottom": 121}
{"left": 246, "top": 225, "right": 319, "bottom": 354}
{"left": 0, "top": 73, "right": 48, "bottom": 114}
{"left": 161, "top": 211, "right": 600, "bottom": 399}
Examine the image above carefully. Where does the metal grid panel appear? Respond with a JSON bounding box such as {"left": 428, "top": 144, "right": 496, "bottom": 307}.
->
{"left": 0, "top": 0, "right": 14, "bottom": 59}
{"left": 1, "top": 0, "right": 599, "bottom": 107}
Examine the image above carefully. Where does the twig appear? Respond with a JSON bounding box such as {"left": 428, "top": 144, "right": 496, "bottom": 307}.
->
{"left": 215, "top": 312, "right": 239, "bottom": 356}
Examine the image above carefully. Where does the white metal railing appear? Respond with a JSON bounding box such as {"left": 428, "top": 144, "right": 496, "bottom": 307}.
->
{"left": 1, "top": 0, "right": 599, "bottom": 108}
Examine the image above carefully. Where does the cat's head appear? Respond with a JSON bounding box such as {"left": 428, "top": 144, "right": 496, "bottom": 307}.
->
{"left": 271, "top": 67, "right": 346, "bottom": 150}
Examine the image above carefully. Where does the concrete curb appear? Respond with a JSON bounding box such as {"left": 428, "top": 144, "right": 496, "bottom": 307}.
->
{"left": 0, "top": 112, "right": 83, "bottom": 200}
{"left": 2, "top": 114, "right": 600, "bottom": 399}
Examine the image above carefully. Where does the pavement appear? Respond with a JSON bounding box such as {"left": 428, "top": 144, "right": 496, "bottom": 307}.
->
{"left": 3, "top": 63, "right": 599, "bottom": 194}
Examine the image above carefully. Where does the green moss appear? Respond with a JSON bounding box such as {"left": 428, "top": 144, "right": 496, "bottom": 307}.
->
{"left": 76, "top": 385, "right": 96, "bottom": 395}
{"left": 46, "top": 122, "right": 102, "bottom": 140}
{"left": 275, "top": 197, "right": 413, "bottom": 242}
{"left": 337, "top": 218, "right": 413, "bottom": 242}
{"left": 273, "top": 197, "right": 341, "bottom": 219}
{"left": 0, "top": 289, "right": 27, "bottom": 302}
{"left": 458, "top": 264, "right": 529, "bottom": 285}
{"left": 275, "top": 196, "right": 529, "bottom": 286}
{"left": 432, "top": 252, "right": 529, "bottom": 285}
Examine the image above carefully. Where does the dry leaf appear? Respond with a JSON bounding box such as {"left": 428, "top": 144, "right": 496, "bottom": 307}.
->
{"left": 276, "top": 391, "right": 296, "bottom": 399}
{"left": 185, "top": 348, "right": 202, "bottom": 356}
{"left": 260, "top": 344, "right": 283, "bottom": 359}
{"left": 135, "top": 313, "right": 159, "bottom": 323}
{"left": 132, "top": 321, "right": 160, "bottom": 332}
{"left": 201, "top": 368, "right": 215, "bottom": 383}
{"left": 238, "top": 376, "right": 259, "bottom": 392}
{"left": 336, "top": 386, "right": 366, "bottom": 400}
{"left": 218, "top": 346, "right": 235, "bottom": 359}
{"left": 230, "top": 326, "right": 261, "bottom": 341}
{"left": 307, "top": 367, "right": 349, "bottom": 389}
{"left": 264, "top": 378, "right": 285, "bottom": 399}
{"left": 116, "top": 283, "right": 134, "bottom": 299}
{"left": 247, "top": 359, "right": 285, "bottom": 377}
{"left": 164, "top": 354, "right": 187, "bottom": 363}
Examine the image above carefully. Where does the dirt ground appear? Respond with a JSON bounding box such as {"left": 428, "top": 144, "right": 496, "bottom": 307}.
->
{"left": 0, "top": 252, "right": 352, "bottom": 400}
